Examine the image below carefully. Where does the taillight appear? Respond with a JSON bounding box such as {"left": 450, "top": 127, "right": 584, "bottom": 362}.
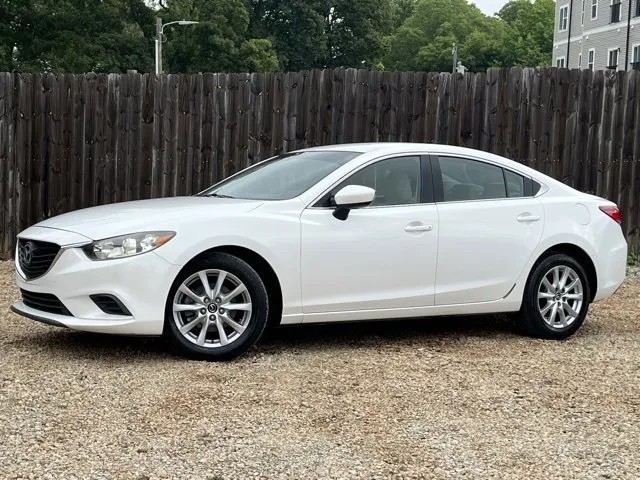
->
{"left": 599, "top": 205, "right": 622, "bottom": 224}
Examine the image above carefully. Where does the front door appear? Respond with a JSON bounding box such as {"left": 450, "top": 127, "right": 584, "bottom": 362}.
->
{"left": 300, "top": 155, "right": 439, "bottom": 314}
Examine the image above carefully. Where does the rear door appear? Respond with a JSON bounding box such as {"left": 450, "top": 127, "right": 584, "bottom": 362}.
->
{"left": 432, "top": 155, "right": 544, "bottom": 305}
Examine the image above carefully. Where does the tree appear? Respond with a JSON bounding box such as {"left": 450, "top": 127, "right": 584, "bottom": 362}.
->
{"left": 383, "top": 0, "right": 505, "bottom": 72}
{"left": 247, "top": 0, "right": 393, "bottom": 71}
{"left": 247, "top": 0, "right": 326, "bottom": 71}
{"left": 324, "top": 0, "right": 393, "bottom": 68}
{"left": 390, "top": 0, "right": 417, "bottom": 29}
{"left": 0, "top": 0, "right": 154, "bottom": 73}
{"left": 239, "top": 38, "right": 280, "bottom": 72}
{"left": 159, "top": 0, "right": 281, "bottom": 72}
{"left": 497, "top": 0, "right": 554, "bottom": 67}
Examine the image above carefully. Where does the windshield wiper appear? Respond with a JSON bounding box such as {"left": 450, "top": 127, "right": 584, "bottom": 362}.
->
{"left": 206, "top": 193, "right": 235, "bottom": 199}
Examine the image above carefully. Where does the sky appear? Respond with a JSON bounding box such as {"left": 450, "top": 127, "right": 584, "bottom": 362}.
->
{"left": 472, "top": 0, "right": 509, "bottom": 15}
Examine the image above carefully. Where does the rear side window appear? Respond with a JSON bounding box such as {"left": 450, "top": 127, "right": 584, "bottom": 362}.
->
{"left": 436, "top": 156, "right": 533, "bottom": 202}
{"left": 439, "top": 156, "right": 506, "bottom": 201}
{"left": 532, "top": 180, "right": 542, "bottom": 195}
{"left": 504, "top": 170, "right": 525, "bottom": 198}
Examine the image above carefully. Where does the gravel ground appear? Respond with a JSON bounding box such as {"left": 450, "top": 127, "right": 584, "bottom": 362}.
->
{"left": 1, "top": 260, "right": 639, "bottom": 480}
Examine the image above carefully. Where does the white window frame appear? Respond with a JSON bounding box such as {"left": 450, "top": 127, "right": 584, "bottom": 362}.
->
{"left": 610, "top": 0, "right": 623, "bottom": 23}
{"left": 579, "top": 52, "right": 582, "bottom": 68}
{"left": 591, "top": 0, "right": 598, "bottom": 19}
{"left": 559, "top": 5, "right": 570, "bottom": 31}
{"left": 607, "top": 47, "right": 620, "bottom": 69}
{"left": 633, "top": 44, "right": 640, "bottom": 63}
{"left": 556, "top": 56, "right": 566, "bottom": 68}
{"left": 588, "top": 48, "right": 595, "bottom": 70}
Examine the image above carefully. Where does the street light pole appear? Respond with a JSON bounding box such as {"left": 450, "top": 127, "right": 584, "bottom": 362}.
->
{"left": 154, "top": 18, "right": 199, "bottom": 75}
{"left": 155, "top": 17, "right": 162, "bottom": 75}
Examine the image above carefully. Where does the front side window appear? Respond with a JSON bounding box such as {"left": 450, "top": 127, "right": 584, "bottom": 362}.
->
{"left": 200, "top": 150, "right": 360, "bottom": 200}
{"left": 332, "top": 156, "right": 422, "bottom": 206}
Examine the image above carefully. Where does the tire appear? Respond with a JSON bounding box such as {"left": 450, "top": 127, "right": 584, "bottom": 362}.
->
{"left": 164, "top": 252, "right": 269, "bottom": 361}
{"left": 517, "top": 253, "right": 591, "bottom": 340}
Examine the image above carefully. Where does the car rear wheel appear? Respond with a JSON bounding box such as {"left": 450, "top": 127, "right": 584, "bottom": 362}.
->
{"left": 164, "top": 252, "right": 269, "bottom": 360}
{"left": 517, "top": 253, "right": 591, "bottom": 339}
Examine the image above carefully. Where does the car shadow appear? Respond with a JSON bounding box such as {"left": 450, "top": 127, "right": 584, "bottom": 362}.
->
{"left": 10, "top": 314, "right": 516, "bottom": 361}
{"left": 259, "top": 314, "right": 516, "bottom": 352}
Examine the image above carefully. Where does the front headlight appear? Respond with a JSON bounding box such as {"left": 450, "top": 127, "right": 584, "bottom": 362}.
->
{"left": 83, "top": 231, "right": 176, "bottom": 260}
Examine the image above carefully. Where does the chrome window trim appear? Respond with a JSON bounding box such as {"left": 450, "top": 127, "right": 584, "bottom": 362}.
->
{"left": 15, "top": 239, "right": 92, "bottom": 282}
{"left": 305, "top": 150, "right": 549, "bottom": 209}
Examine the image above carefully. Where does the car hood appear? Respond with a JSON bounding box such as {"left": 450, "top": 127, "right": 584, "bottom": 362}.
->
{"left": 34, "top": 196, "right": 264, "bottom": 240}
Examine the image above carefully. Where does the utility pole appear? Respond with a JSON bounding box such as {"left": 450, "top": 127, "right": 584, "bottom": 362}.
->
{"left": 452, "top": 43, "right": 457, "bottom": 74}
{"left": 155, "top": 17, "right": 162, "bottom": 75}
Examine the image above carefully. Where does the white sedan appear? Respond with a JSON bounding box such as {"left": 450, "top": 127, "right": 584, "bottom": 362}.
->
{"left": 12, "top": 143, "right": 627, "bottom": 360}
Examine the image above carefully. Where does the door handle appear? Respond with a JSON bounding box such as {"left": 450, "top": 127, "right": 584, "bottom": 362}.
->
{"left": 404, "top": 224, "right": 433, "bottom": 232}
{"left": 516, "top": 213, "right": 541, "bottom": 222}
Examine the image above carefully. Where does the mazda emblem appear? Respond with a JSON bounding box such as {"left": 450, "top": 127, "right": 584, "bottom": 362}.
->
{"left": 19, "top": 241, "right": 34, "bottom": 267}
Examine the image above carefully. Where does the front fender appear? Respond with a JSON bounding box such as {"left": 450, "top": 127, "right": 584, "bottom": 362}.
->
{"left": 153, "top": 200, "right": 304, "bottom": 319}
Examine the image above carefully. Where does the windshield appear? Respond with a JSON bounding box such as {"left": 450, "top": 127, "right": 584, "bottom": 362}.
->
{"left": 199, "top": 150, "right": 361, "bottom": 200}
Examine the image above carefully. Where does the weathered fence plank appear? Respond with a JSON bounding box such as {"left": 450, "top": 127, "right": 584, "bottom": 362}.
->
{"left": 1, "top": 67, "right": 639, "bottom": 259}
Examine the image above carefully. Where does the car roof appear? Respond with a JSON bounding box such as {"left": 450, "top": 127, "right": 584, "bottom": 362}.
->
{"left": 300, "top": 142, "right": 493, "bottom": 157}
{"left": 298, "top": 142, "right": 573, "bottom": 195}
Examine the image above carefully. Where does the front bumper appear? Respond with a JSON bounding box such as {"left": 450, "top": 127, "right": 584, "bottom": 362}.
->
{"left": 12, "top": 244, "right": 181, "bottom": 335}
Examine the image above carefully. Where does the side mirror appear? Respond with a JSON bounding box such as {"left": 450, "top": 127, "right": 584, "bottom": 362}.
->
{"left": 332, "top": 185, "right": 375, "bottom": 220}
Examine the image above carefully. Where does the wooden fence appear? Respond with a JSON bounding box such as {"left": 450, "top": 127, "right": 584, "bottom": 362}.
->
{"left": 0, "top": 68, "right": 639, "bottom": 259}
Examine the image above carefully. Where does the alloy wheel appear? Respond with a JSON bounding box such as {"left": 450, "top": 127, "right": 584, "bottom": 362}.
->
{"left": 172, "top": 269, "right": 252, "bottom": 348}
{"left": 537, "top": 265, "right": 584, "bottom": 330}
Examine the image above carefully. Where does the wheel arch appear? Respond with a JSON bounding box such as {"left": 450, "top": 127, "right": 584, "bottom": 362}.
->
{"left": 532, "top": 243, "right": 598, "bottom": 302}
{"left": 181, "top": 245, "right": 283, "bottom": 327}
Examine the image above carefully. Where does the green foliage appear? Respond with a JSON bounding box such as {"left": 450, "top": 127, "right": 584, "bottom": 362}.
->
{"left": 382, "top": 0, "right": 553, "bottom": 72}
{"left": 383, "top": 0, "right": 492, "bottom": 72}
{"left": 497, "top": 0, "right": 555, "bottom": 67}
{"left": 246, "top": 0, "right": 393, "bottom": 70}
{"left": 0, "top": 0, "right": 154, "bottom": 73}
{"left": 161, "top": 0, "right": 253, "bottom": 73}
{"left": 0, "top": 0, "right": 554, "bottom": 73}
{"left": 324, "top": 0, "right": 393, "bottom": 68}
{"left": 390, "top": 0, "right": 417, "bottom": 29}
{"left": 239, "top": 38, "right": 280, "bottom": 72}
{"left": 247, "top": 0, "right": 326, "bottom": 71}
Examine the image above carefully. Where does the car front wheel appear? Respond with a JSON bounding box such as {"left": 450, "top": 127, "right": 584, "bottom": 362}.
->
{"left": 164, "top": 252, "right": 269, "bottom": 361}
{"left": 518, "top": 253, "right": 591, "bottom": 339}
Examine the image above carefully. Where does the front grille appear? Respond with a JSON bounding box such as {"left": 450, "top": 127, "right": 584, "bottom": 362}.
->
{"left": 90, "top": 294, "right": 132, "bottom": 316}
{"left": 20, "top": 289, "right": 72, "bottom": 316}
{"left": 17, "top": 239, "right": 61, "bottom": 280}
